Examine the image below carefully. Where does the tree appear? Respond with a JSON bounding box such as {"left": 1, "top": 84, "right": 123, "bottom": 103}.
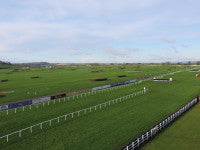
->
{"left": 196, "top": 61, "right": 200, "bottom": 65}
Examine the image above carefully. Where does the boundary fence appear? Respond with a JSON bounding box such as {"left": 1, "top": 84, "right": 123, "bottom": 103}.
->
{"left": 0, "top": 68, "right": 192, "bottom": 114}
{"left": 1, "top": 67, "right": 194, "bottom": 112}
{"left": 0, "top": 80, "right": 142, "bottom": 115}
{"left": 0, "top": 88, "right": 148, "bottom": 142}
{"left": 123, "top": 97, "right": 199, "bottom": 150}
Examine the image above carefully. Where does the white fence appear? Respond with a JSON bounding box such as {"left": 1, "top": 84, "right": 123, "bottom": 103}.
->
{"left": 0, "top": 80, "right": 142, "bottom": 115}
{"left": 124, "top": 97, "right": 199, "bottom": 150}
{"left": 1, "top": 67, "right": 192, "bottom": 113}
{"left": 0, "top": 88, "right": 148, "bottom": 142}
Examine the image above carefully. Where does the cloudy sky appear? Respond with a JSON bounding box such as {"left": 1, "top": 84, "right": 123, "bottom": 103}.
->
{"left": 0, "top": 0, "right": 199, "bottom": 63}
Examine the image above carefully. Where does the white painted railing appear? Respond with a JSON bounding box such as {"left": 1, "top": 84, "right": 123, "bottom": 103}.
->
{"left": 0, "top": 88, "right": 148, "bottom": 142}
{"left": 1, "top": 67, "right": 193, "bottom": 114}
{"left": 124, "top": 97, "right": 198, "bottom": 150}
{"left": 0, "top": 80, "right": 142, "bottom": 114}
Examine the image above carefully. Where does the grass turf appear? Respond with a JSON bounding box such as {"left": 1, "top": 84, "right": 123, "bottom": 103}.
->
{"left": 0, "top": 65, "right": 189, "bottom": 103}
{"left": 142, "top": 102, "right": 200, "bottom": 150}
{"left": 0, "top": 71, "right": 200, "bottom": 149}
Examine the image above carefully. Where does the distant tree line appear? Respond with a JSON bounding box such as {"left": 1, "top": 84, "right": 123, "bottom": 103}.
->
{"left": 0, "top": 60, "right": 12, "bottom": 65}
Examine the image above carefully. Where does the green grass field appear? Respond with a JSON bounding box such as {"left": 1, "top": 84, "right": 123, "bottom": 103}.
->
{"left": 142, "top": 103, "right": 200, "bottom": 150}
{"left": 0, "top": 65, "right": 188, "bottom": 103}
{"left": 0, "top": 66, "right": 200, "bottom": 150}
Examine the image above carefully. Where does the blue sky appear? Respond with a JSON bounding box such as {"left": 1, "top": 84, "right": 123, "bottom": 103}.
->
{"left": 0, "top": 0, "right": 199, "bottom": 63}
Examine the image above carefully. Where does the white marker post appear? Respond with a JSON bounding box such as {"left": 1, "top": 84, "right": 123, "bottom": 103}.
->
{"left": 49, "top": 120, "right": 52, "bottom": 126}
{"left": 19, "top": 131, "right": 21, "bottom": 137}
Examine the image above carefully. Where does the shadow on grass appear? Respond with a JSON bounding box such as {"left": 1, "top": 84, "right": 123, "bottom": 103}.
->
{"left": 0, "top": 95, "right": 6, "bottom": 98}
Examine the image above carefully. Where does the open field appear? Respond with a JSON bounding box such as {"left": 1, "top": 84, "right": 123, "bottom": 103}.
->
{"left": 0, "top": 65, "right": 188, "bottom": 103}
{"left": 142, "top": 102, "right": 200, "bottom": 150}
{"left": 0, "top": 68, "right": 200, "bottom": 150}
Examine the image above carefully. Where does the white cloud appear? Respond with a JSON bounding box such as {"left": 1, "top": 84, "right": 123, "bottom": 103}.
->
{"left": 80, "top": 56, "right": 104, "bottom": 63}
{"left": 0, "top": 0, "right": 199, "bottom": 63}
{"left": 161, "top": 38, "right": 175, "bottom": 44}
{"left": 102, "top": 46, "right": 130, "bottom": 56}
{"left": 24, "top": 49, "right": 33, "bottom": 54}
{"left": 125, "top": 48, "right": 140, "bottom": 51}
{"left": 67, "top": 47, "right": 81, "bottom": 55}
{"left": 181, "top": 44, "right": 188, "bottom": 48}
{"left": 0, "top": 44, "right": 7, "bottom": 52}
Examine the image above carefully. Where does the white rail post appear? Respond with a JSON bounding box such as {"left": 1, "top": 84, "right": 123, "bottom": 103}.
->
{"left": 19, "top": 131, "right": 21, "bottom": 137}
{"left": 15, "top": 108, "right": 17, "bottom": 113}
{"left": 7, "top": 109, "right": 8, "bottom": 115}
{"left": 84, "top": 109, "right": 86, "bottom": 114}
{"left": 90, "top": 107, "right": 92, "bottom": 112}
{"left": 30, "top": 126, "right": 32, "bottom": 133}
{"left": 48, "top": 101, "right": 50, "bottom": 106}
{"left": 23, "top": 106, "right": 24, "bottom": 111}
{"left": 71, "top": 113, "right": 74, "bottom": 118}
{"left": 59, "top": 99, "right": 60, "bottom": 103}
{"left": 30, "top": 105, "right": 32, "bottom": 110}
{"left": 54, "top": 100, "right": 55, "bottom": 104}
{"left": 7, "top": 135, "right": 9, "bottom": 142}
{"left": 65, "top": 115, "right": 67, "bottom": 120}
{"left": 95, "top": 106, "right": 96, "bottom": 110}
{"left": 49, "top": 120, "right": 52, "bottom": 126}
{"left": 58, "top": 117, "right": 60, "bottom": 123}
{"left": 40, "top": 123, "right": 43, "bottom": 129}
{"left": 137, "top": 138, "right": 140, "bottom": 146}
{"left": 78, "top": 111, "right": 80, "bottom": 116}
